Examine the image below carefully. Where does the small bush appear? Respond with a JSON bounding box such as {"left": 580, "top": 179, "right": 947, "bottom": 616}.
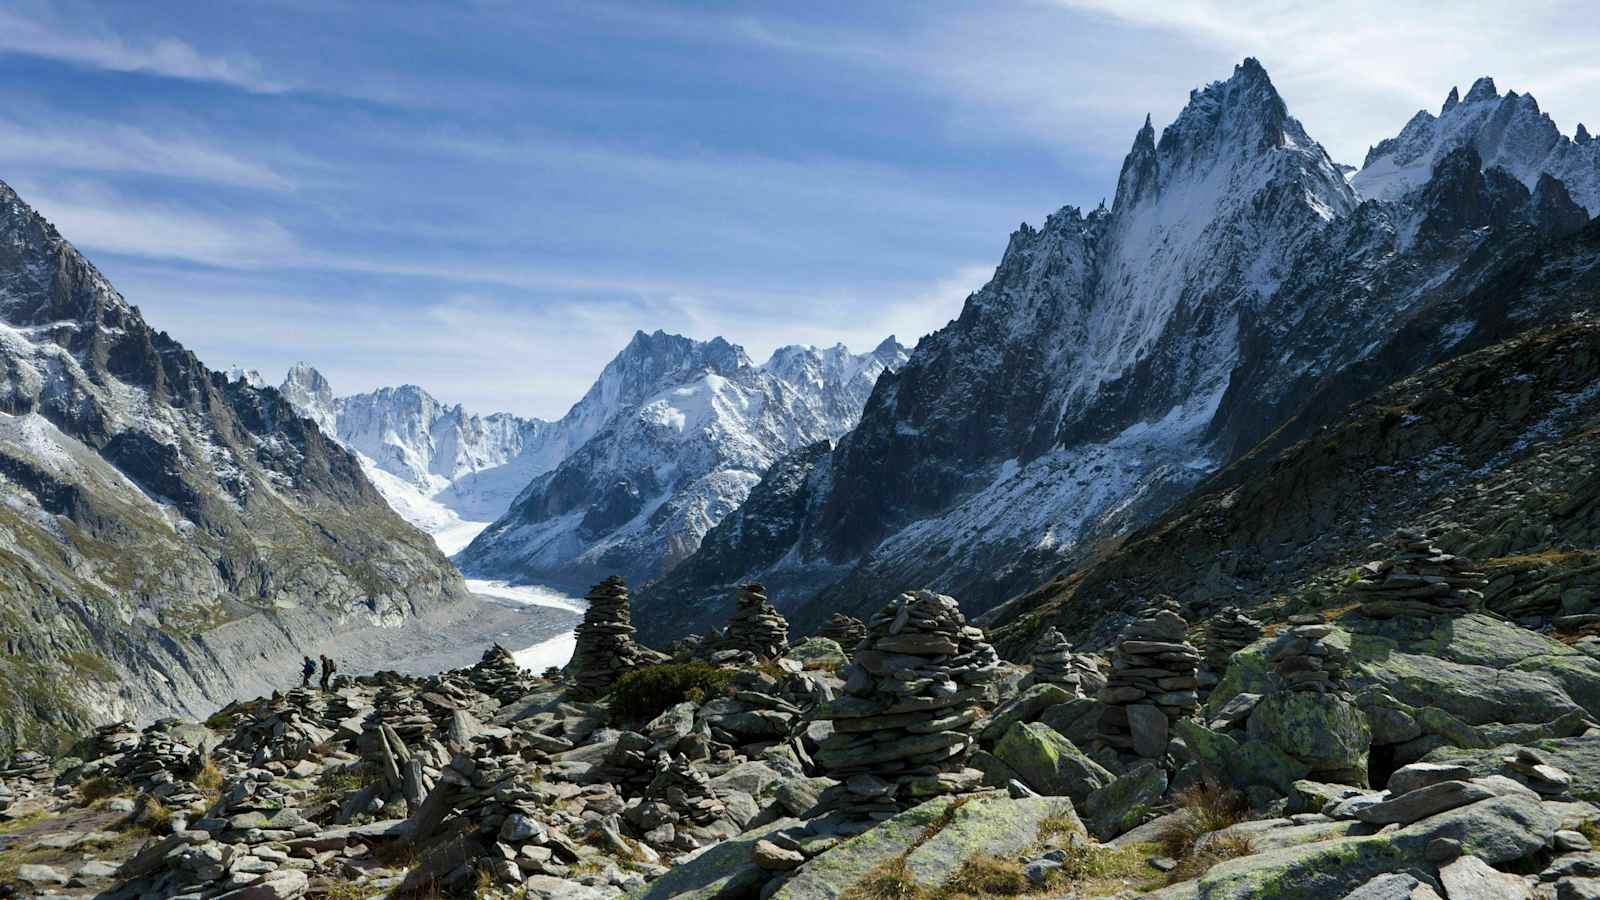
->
{"left": 607, "top": 663, "right": 732, "bottom": 723}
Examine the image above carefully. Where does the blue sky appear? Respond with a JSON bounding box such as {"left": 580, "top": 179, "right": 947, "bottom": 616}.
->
{"left": 4, "top": 0, "right": 1596, "bottom": 418}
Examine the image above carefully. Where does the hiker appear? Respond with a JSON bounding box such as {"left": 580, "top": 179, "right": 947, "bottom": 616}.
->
{"left": 319, "top": 654, "right": 335, "bottom": 691}
{"left": 300, "top": 655, "right": 315, "bottom": 688}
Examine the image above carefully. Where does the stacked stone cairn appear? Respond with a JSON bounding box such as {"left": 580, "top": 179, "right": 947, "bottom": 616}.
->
{"left": 90, "top": 721, "right": 144, "bottom": 758}
{"left": 466, "top": 643, "right": 537, "bottom": 705}
{"left": 570, "top": 576, "right": 650, "bottom": 700}
{"left": 1349, "top": 530, "right": 1488, "bottom": 618}
{"left": 623, "top": 752, "right": 730, "bottom": 851}
{"left": 710, "top": 583, "right": 790, "bottom": 664}
{"left": 221, "top": 693, "right": 334, "bottom": 768}
{"left": 1097, "top": 602, "right": 1201, "bottom": 761}
{"left": 112, "top": 770, "right": 316, "bottom": 899}
{"left": 809, "top": 591, "right": 1001, "bottom": 822}
{"left": 1201, "top": 605, "right": 1263, "bottom": 698}
{"left": 401, "top": 733, "right": 584, "bottom": 891}
{"left": 116, "top": 726, "right": 203, "bottom": 798}
{"left": 1267, "top": 615, "right": 1350, "bottom": 696}
{"left": 0, "top": 751, "right": 50, "bottom": 810}
{"left": 1028, "top": 628, "right": 1084, "bottom": 695}
{"left": 817, "top": 612, "right": 867, "bottom": 652}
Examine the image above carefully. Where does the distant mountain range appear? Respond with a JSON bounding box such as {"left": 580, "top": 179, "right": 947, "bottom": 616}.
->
{"left": 275, "top": 332, "right": 907, "bottom": 576}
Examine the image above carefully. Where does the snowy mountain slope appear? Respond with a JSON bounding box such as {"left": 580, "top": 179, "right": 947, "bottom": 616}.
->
{"left": 456, "top": 333, "right": 907, "bottom": 588}
{"left": 635, "top": 59, "right": 1598, "bottom": 643}
{"left": 0, "top": 178, "right": 465, "bottom": 758}
{"left": 1353, "top": 77, "right": 1600, "bottom": 215}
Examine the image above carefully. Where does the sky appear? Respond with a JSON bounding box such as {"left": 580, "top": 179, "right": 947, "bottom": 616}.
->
{"left": 3, "top": 0, "right": 1596, "bottom": 419}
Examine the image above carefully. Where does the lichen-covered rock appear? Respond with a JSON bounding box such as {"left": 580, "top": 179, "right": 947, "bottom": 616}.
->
{"left": 993, "top": 721, "right": 1113, "bottom": 803}
{"left": 1247, "top": 691, "right": 1371, "bottom": 777}
{"left": 1082, "top": 762, "right": 1168, "bottom": 840}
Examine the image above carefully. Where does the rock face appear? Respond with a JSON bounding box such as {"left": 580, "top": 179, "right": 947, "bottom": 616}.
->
{"left": 1096, "top": 603, "right": 1201, "bottom": 761}
{"left": 460, "top": 335, "right": 906, "bottom": 587}
{"left": 568, "top": 577, "right": 649, "bottom": 701}
{"left": 809, "top": 591, "right": 1001, "bottom": 820}
{"left": 637, "top": 59, "right": 1596, "bottom": 645}
{"left": 994, "top": 317, "right": 1600, "bottom": 658}
{"left": 0, "top": 178, "right": 465, "bottom": 762}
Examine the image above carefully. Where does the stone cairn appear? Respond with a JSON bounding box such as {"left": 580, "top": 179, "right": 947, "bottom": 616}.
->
{"left": 1028, "top": 628, "right": 1084, "bottom": 695}
{"left": 467, "top": 644, "right": 537, "bottom": 705}
{"left": 809, "top": 591, "right": 1001, "bottom": 823}
{"left": 0, "top": 751, "right": 50, "bottom": 811}
{"left": 117, "top": 725, "right": 203, "bottom": 798}
{"left": 401, "top": 734, "right": 583, "bottom": 891}
{"left": 1097, "top": 602, "right": 1201, "bottom": 761}
{"left": 1201, "top": 606, "right": 1263, "bottom": 699}
{"left": 1267, "top": 615, "right": 1349, "bottom": 695}
{"left": 112, "top": 770, "right": 316, "bottom": 899}
{"left": 221, "top": 693, "right": 333, "bottom": 768}
{"left": 1350, "top": 530, "right": 1488, "bottom": 618}
{"left": 817, "top": 612, "right": 867, "bottom": 652}
{"left": 711, "top": 583, "right": 790, "bottom": 663}
{"left": 570, "top": 576, "right": 649, "bottom": 701}
{"left": 623, "top": 752, "right": 729, "bottom": 851}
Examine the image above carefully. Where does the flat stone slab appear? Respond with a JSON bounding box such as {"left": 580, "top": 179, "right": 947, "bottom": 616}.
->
{"left": 901, "top": 795, "right": 1080, "bottom": 890}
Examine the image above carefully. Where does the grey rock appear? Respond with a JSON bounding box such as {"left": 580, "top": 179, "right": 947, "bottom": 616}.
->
{"left": 1355, "top": 781, "right": 1494, "bottom": 825}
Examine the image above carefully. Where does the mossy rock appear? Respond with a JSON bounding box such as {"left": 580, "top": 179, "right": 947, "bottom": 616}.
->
{"left": 789, "top": 637, "right": 847, "bottom": 670}
{"left": 1247, "top": 692, "right": 1371, "bottom": 774}
{"left": 993, "top": 721, "right": 1113, "bottom": 803}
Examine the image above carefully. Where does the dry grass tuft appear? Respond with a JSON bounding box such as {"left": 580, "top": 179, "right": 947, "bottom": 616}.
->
{"left": 1156, "top": 781, "right": 1249, "bottom": 861}
{"left": 1166, "top": 833, "right": 1256, "bottom": 884}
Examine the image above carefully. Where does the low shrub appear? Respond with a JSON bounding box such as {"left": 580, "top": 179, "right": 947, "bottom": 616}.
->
{"left": 607, "top": 663, "right": 732, "bottom": 724}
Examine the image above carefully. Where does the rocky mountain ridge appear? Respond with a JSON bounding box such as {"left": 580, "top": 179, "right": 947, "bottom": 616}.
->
{"left": 0, "top": 178, "right": 467, "bottom": 761}
{"left": 635, "top": 60, "right": 1597, "bottom": 644}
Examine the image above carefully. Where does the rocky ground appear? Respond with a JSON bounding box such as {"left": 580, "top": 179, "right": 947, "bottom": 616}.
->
{"left": 2, "top": 568, "right": 1598, "bottom": 900}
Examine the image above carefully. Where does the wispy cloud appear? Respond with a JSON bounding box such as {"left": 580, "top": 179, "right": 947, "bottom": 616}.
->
{"left": 0, "top": 8, "right": 287, "bottom": 93}
{"left": 19, "top": 180, "right": 299, "bottom": 269}
{"left": 1051, "top": 0, "right": 1600, "bottom": 163}
{"left": 109, "top": 260, "right": 989, "bottom": 420}
{"left": 0, "top": 118, "right": 296, "bottom": 190}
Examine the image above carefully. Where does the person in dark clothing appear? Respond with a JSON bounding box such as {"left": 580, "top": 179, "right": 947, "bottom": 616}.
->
{"left": 319, "top": 655, "right": 333, "bottom": 691}
{"left": 301, "top": 656, "right": 316, "bottom": 688}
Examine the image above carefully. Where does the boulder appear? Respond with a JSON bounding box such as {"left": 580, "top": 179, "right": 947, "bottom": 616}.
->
{"left": 993, "top": 722, "right": 1113, "bottom": 803}
{"left": 635, "top": 818, "right": 801, "bottom": 900}
{"left": 1438, "top": 854, "right": 1532, "bottom": 900}
{"left": 899, "top": 795, "right": 1080, "bottom": 891}
{"left": 1247, "top": 691, "right": 1371, "bottom": 775}
{"left": 1082, "top": 762, "right": 1168, "bottom": 840}
{"left": 1354, "top": 781, "right": 1495, "bottom": 825}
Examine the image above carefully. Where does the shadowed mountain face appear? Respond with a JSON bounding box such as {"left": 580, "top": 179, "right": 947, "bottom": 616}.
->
{"left": 0, "top": 179, "right": 466, "bottom": 761}
{"left": 634, "top": 59, "right": 1597, "bottom": 645}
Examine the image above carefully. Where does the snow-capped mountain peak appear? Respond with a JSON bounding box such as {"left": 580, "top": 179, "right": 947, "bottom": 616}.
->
{"left": 456, "top": 333, "right": 906, "bottom": 586}
{"left": 1353, "top": 74, "right": 1600, "bottom": 215}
